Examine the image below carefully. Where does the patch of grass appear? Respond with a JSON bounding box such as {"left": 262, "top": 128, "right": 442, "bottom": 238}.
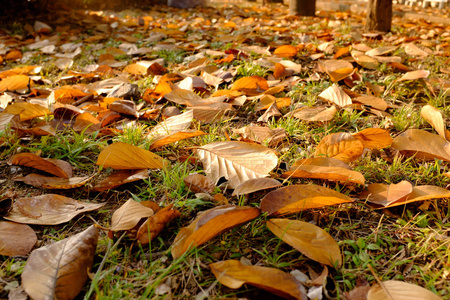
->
{"left": 235, "top": 61, "right": 268, "bottom": 78}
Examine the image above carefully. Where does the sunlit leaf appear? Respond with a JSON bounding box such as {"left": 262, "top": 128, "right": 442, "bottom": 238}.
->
{"left": 320, "top": 60, "right": 354, "bottom": 82}
{"left": 231, "top": 76, "right": 268, "bottom": 96}
{"left": 398, "top": 70, "right": 430, "bottom": 82}
{"left": 4, "top": 102, "right": 50, "bottom": 121}
{"left": 289, "top": 106, "right": 337, "bottom": 122}
{"left": 314, "top": 132, "right": 364, "bottom": 162}
{"left": 353, "top": 96, "right": 388, "bottom": 111}
{"left": 13, "top": 174, "right": 93, "bottom": 189}
{"left": 0, "top": 75, "right": 31, "bottom": 92}
{"left": 232, "top": 178, "right": 282, "bottom": 196}
{"left": 274, "top": 45, "right": 298, "bottom": 58}
{"left": 420, "top": 105, "right": 447, "bottom": 140}
{"left": 267, "top": 219, "right": 342, "bottom": 267}
{"left": 318, "top": 85, "right": 352, "bottom": 107}
{"left": 352, "top": 128, "right": 393, "bottom": 150}
{"left": 8, "top": 153, "right": 72, "bottom": 178}
{"left": 0, "top": 221, "right": 37, "bottom": 256}
{"left": 368, "top": 280, "right": 441, "bottom": 300}
{"left": 136, "top": 204, "right": 181, "bottom": 244}
{"left": 359, "top": 181, "right": 413, "bottom": 206}
{"left": 149, "top": 130, "right": 206, "bottom": 150}
{"left": 110, "top": 199, "right": 154, "bottom": 231}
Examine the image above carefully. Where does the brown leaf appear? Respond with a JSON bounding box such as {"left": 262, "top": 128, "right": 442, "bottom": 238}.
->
{"left": 92, "top": 169, "right": 149, "bottom": 192}
{"left": 367, "top": 280, "right": 441, "bottom": 300}
{"left": 353, "top": 96, "right": 388, "bottom": 111}
{"left": 52, "top": 88, "right": 89, "bottom": 104}
{"left": 352, "top": 128, "right": 393, "bottom": 150}
{"left": 274, "top": 45, "right": 298, "bottom": 58}
{"left": 123, "top": 63, "right": 148, "bottom": 75}
{"left": 4, "top": 102, "right": 51, "bottom": 121}
{"left": 0, "top": 221, "right": 37, "bottom": 256}
{"left": 109, "top": 100, "right": 138, "bottom": 118}
{"left": 267, "top": 219, "right": 342, "bottom": 267}
{"left": 320, "top": 60, "right": 354, "bottom": 82}
{"left": 233, "top": 125, "right": 286, "bottom": 146}
{"left": 289, "top": 106, "right": 337, "bottom": 122}
{"left": 184, "top": 174, "right": 215, "bottom": 194}
{"left": 359, "top": 181, "right": 413, "bottom": 207}
{"left": 110, "top": 199, "right": 154, "bottom": 231}
{"left": 260, "top": 184, "right": 353, "bottom": 216}
{"left": 4, "top": 194, "right": 103, "bottom": 225}
{"left": 209, "top": 260, "right": 306, "bottom": 300}
{"left": 149, "top": 130, "right": 206, "bottom": 150}
{"left": 282, "top": 157, "right": 365, "bottom": 185}
{"left": 318, "top": 85, "right": 352, "bottom": 107}
{"left": 13, "top": 174, "right": 92, "bottom": 189}
{"left": 398, "top": 70, "right": 430, "bottom": 82}
{"left": 22, "top": 226, "right": 98, "bottom": 300}
{"left": 421, "top": 105, "right": 446, "bottom": 140}
{"left": 196, "top": 141, "right": 278, "bottom": 189}
{"left": 148, "top": 110, "right": 193, "bottom": 138}
{"left": 314, "top": 132, "right": 364, "bottom": 162}
{"left": 0, "top": 75, "right": 31, "bottom": 92}
{"left": 8, "top": 153, "right": 72, "bottom": 178}
{"left": 232, "top": 178, "right": 282, "bottom": 196}
{"left": 391, "top": 129, "right": 450, "bottom": 162}
{"left": 231, "top": 76, "right": 269, "bottom": 96}
{"left": 172, "top": 206, "right": 260, "bottom": 258}
{"left": 96, "top": 142, "right": 166, "bottom": 169}
{"left": 136, "top": 204, "right": 181, "bottom": 244}
{"left": 273, "top": 63, "right": 287, "bottom": 79}
{"left": 351, "top": 51, "right": 379, "bottom": 69}
{"left": 164, "top": 88, "right": 202, "bottom": 105}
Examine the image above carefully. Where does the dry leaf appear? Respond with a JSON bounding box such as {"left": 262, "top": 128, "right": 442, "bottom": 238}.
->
{"left": 0, "top": 75, "right": 32, "bottom": 92}
{"left": 184, "top": 174, "right": 215, "bottom": 194}
{"left": 359, "top": 181, "right": 413, "bottom": 207}
{"left": 148, "top": 109, "right": 193, "bottom": 137}
{"left": 92, "top": 169, "right": 149, "bottom": 192}
{"left": 368, "top": 280, "right": 441, "bottom": 300}
{"left": 353, "top": 96, "right": 388, "bottom": 111}
{"left": 4, "top": 194, "right": 103, "bottom": 225}
{"left": 290, "top": 106, "right": 337, "bottom": 122}
{"left": 52, "top": 88, "right": 89, "bottom": 104}
{"left": 22, "top": 226, "right": 98, "bottom": 300}
{"left": 318, "top": 85, "right": 352, "bottom": 107}
{"left": 391, "top": 129, "right": 450, "bottom": 162}
{"left": 231, "top": 76, "right": 268, "bottom": 96}
{"left": 320, "top": 60, "right": 354, "bottom": 82}
{"left": 351, "top": 51, "right": 379, "bottom": 69}
{"left": 13, "top": 174, "right": 92, "bottom": 189}
{"left": 421, "top": 105, "right": 446, "bottom": 140}
{"left": 267, "top": 219, "right": 342, "bottom": 267}
{"left": 398, "top": 70, "right": 430, "bottom": 82}
{"left": 196, "top": 141, "right": 278, "bottom": 189}
{"left": 260, "top": 184, "right": 353, "bottom": 216}
{"left": 274, "top": 45, "right": 298, "bottom": 58}
{"left": 0, "top": 221, "right": 37, "bottom": 256}
{"left": 8, "top": 153, "right": 72, "bottom": 178}
{"left": 110, "top": 199, "right": 154, "bottom": 231}
{"left": 148, "top": 130, "right": 206, "bottom": 150}
{"left": 232, "top": 178, "right": 282, "bottom": 196}
{"left": 352, "top": 128, "right": 393, "bottom": 150}
{"left": 4, "top": 102, "right": 51, "bottom": 121}
{"left": 315, "top": 132, "right": 365, "bottom": 162}
{"left": 136, "top": 204, "right": 181, "bottom": 244}
{"left": 209, "top": 260, "right": 306, "bottom": 300}
{"left": 164, "top": 89, "right": 202, "bottom": 105}
{"left": 96, "top": 142, "right": 166, "bottom": 169}
{"left": 172, "top": 206, "right": 260, "bottom": 258}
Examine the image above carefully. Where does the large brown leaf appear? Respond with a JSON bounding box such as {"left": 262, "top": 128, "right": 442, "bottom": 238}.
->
{"left": 391, "top": 129, "right": 450, "bottom": 162}
{"left": 0, "top": 221, "right": 37, "bottom": 256}
{"left": 196, "top": 141, "right": 278, "bottom": 189}
{"left": 183, "top": 173, "right": 215, "bottom": 194}
{"left": 22, "top": 226, "right": 98, "bottom": 300}
{"left": 8, "top": 153, "right": 72, "bottom": 178}
{"left": 314, "top": 132, "right": 364, "bottom": 162}
{"left": 209, "top": 260, "right": 306, "bottom": 300}
{"left": 367, "top": 280, "right": 441, "bottom": 300}
{"left": 4, "top": 194, "right": 104, "bottom": 225}
{"left": 110, "top": 199, "right": 154, "bottom": 231}
{"left": 232, "top": 178, "right": 282, "bottom": 196}
{"left": 136, "top": 204, "right": 181, "bottom": 244}
{"left": 318, "top": 85, "right": 352, "bottom": 107}
{"left": 358, "top": 181, "right": 413, "bottom": 207}
{"left": 260, "top": 185, "right": 353, "bottom": 216}
{"left": 96, "top": 142, "right": 166, "bottom": 169}
{"left": 172, "top": 206, "right": 260, "bottom": 258}
{"left": 4, "top": 102, "right": 50, "bottom": 121}
{"left": 267, "top": 219, "right": 342, "bottom": 267}
{"left": 92, "top": 169, "right": 149, "bottom": 192}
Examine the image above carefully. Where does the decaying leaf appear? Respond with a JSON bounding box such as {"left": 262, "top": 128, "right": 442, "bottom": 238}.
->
{"left": 267, "top": 219, "right": 342, "bottom": 267}
{"left": 110, "top": 199, "right": 154, "bottom": 231}
{"left": 172, "top": 206, "right": 260, "bottom": 258}
{"left": 13, "top": 174, "right": 92, "bottom": 189}
{"left": 196, "top": 141, "right": 278, "bottom": 189}
{"left": 97, "top": 142, "right": 166, "bottom": 169}
{"left": 209, "top": 260, "right": 306, "bottom": 300}
{"left": 314, "top": 132, "right": 364, "bottom": 162}
{"left": 367, "top": 280, "right": 441, "bottom": 300}
{"left": 184, "top": 173, "right": 215, "bottom": 194}
{"left": 260, "top": 184, "right": 353, "bottom": 216}
{"left": 232, "top": 178, "right": 282, "bottom": 196}
{"left": 8, "top": 153, "right": 72, "bottom": 178}
{"left": 22, "top": 225, "right": 98, "bottom": 300}
{"left": 0, "top": 221, "right": 37, "bottom": 256}
{"left": 4, "top": 194, "right": 104, "bottom": 225}
{"left": 136, "top": 204, "right": 181, "bottom": 244}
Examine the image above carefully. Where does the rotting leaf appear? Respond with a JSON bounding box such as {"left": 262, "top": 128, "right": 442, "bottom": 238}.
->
{"left": 196, "top": 141, "right": 278, "bottom": 189}
{"left": 4, "top": 194, "right": 104, "bottom": 225}
{"left": 232, "top": 178, "right": 282, "bottom": 197}
{"left": 0, "top": 221, "right": 37, "bottom": 256}
{"left": 172, "top": 206, "right": 260, "bottom": 258}
{"left": 260, "top": 184, "right": 353, "bottom": 216}
{"left": 209, "top": 260, "right": 306, "bottom": 300}
{"left": 96, "top": 142, "right": 166, "bottom": 169}
{"left": 22, "top": 225, "right": 98, "bottom": 300}
{"left": 136, "top": 204, "right": 181, "bottom": 244}
{"left": 8, "top": 153, "right": 72, "bottom": 178}
{"left": 110, "top": 199, "right": 154, "bottom": 231}
{"left": 314, "top": 132, "right": 364, "bottom": 162}
{"left": 367, "top": 280, "right": 441, "bottom": 300}
{"left": 267, "top": 219, "right": 342, "bottom": 267}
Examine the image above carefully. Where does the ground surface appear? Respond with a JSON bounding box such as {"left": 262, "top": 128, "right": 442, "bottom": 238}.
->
{"left": 0, "top": 1, "right": 449, "bottom": 299}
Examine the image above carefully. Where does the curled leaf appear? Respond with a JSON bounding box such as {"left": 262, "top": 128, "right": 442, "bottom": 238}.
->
{"left": 110, "top": 199, "right": 154, "bottom": 231}
{"left": 8, "top": 153, "right": 72, "bottom": 178}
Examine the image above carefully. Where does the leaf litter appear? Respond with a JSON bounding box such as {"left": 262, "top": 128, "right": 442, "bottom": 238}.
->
{"left": 0, "top": 0, "right": 449, "bottom": 299}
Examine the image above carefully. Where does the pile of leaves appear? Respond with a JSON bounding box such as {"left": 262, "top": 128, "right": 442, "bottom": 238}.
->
{"left": 0, "top": 1, "right": 449, "bottom": 299}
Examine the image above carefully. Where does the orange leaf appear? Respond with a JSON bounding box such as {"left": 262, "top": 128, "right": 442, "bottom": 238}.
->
{"left": 314, "top": 132, "right": 364, "bottom": 162}
{"left": 92, "top": 169, "right": 149, "bottom": 192}
{"left": 52, "top": 88, "right": 89, "bottom": 104}
{"left": 136, "top": 204, "right": 181, "bottom": 244}
{"left": 231, "top": 76, "right": 268, "bottom": 96}
{"left": 0, "top": 75, "right": 32, "bottom": 92}
{"left": 4, "top": 102, "right": 50, "bottom": 121}
{"left": 352, "top": 128, "right": 393, "bottom": 150}
{"left": 274, "top": 45, "right": 298, "bottom": 58}
{"left": 8, "top": 153, "right": 72, "bottom": 178}
{"left": 232, "top": 178, "right": 282, "bottom": 196}
{"left": 359, "top": 181, "right": 413, "bottom": 207}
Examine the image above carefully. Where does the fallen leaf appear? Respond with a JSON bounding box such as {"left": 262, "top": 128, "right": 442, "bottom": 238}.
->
{"left": 314, "top": 132, "right": 365, "bottom": 162}
{"left": 421, "top": 105, "right": 446, "bottom": 140}
{"left": 96, "top": 142, "right": 166, "bottom": 169}
{"left": 92, "top": 169, "right": 149, "bottom": 192}
{"left": 0, "top": 221, "right": 37, "bottom": 256}
{"left": 367, "top": 280, "right": 441, "bottom": 300}
{"left": 8, "top": 153, "right": 72, "bottom": 178}
{"left": 403, "top": 43, "right": 429, "bottom": 57}
{"left": 398, "top": 70, "right": 430, "bottom": 82}
{"left": 148, "top": 130, "right": 206, "bottom": 150}
{"left": 184, "top": 174, "right": 215, "bottom": 194}
{"left": 22, "top": 226, "right": 98, "bottom": 300}
{"left": 320, "top": 60, "right": 354, "bottom": 82}
{"left": 232, "top": 178, "right": 282, "bottom": 196}
{"left": 148, "top": 109, "right": 193, "bottom": 137}
{"left": 4, "top": 102, "right": 51, "bottom": 121}
{"left": 196, "top": 141, "right": 278, "bottom": 189}
{"left": 231, "top": 76, "right": 268, "bottom": 96}
{"left": 274, "top": 45, "right": 298, "bottom": 58}
{"left": 352, "top": 128, "right": 393, "bottom": 150}
{"left": 318, "top": 85, "right": 352, "bottom": 107}
{"left": 267, "top": 219, "right": 342, "bottom": 267}
{"left": 52, "top": 88, "right": 89, "bottom": 104}
{"left": 289, "top": 106, "right": 337, "bottom": 122}
{"left": 209, "top": 260, "right": 306, "bottom": 300}
{"left": 353, "top": 96, "right": 388, "bottom": 111}
{"left": 136, "top": 204, "right": 181, "bottom": 244}
{"left": 110, "top": 199, "right": 154, "bottom": 231}
{"left": 0, "top": 75, "right": 31, "bottom": 92}
{"left": 13, "top": 174, "right": 92, "bottom": 189}
{"left": 391, "top": 129, "right": 450, "bottom": 162}
{"left": 164, "top": 88, "right": 202, "bottom": 105}
{"left": 172, "top": 206, "right": 260, "bottom": 258}
{"left": 351, "top": 51, "right": 379, "bottom": 69}
{"left": 4, "top": 194, "right": 103, "bottom": 225}
{"left": 359, "top": 181, "right": 413, "bottom": 206}
{"left": 260, "top": 184, "right": 353, "bottom": 216}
